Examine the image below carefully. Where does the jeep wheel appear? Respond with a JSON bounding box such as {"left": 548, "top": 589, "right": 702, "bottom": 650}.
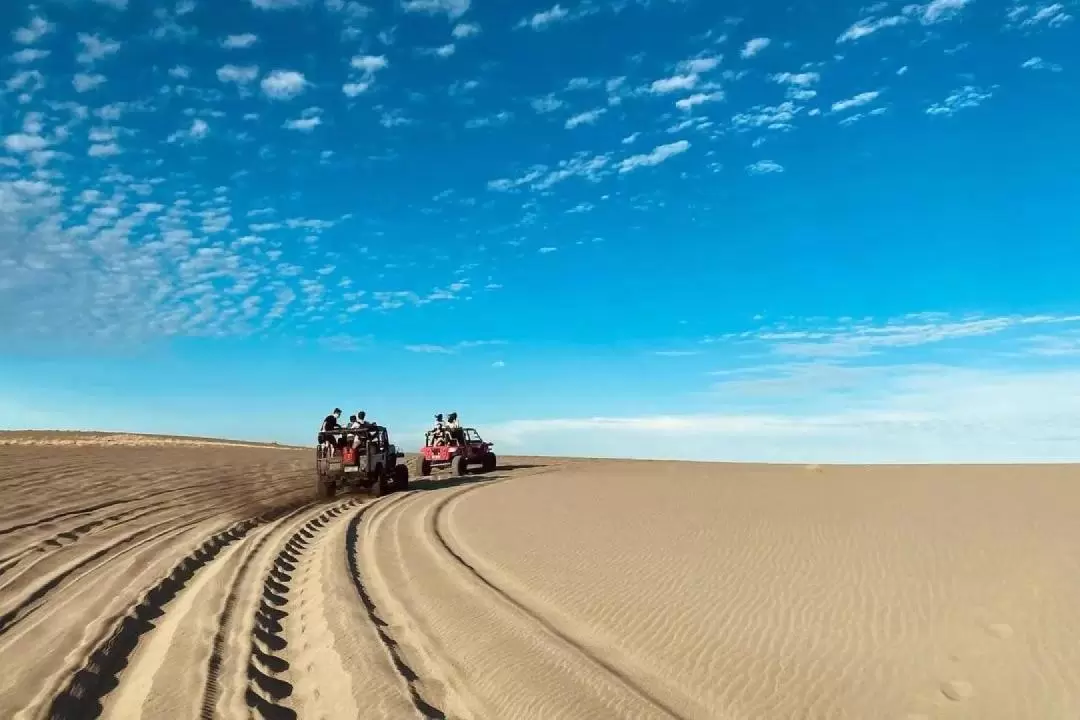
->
{"left": 316, "top": 471, "right": 337, "bottom": 500}
{"left": 371, "top": 470, "right": 388, "bottom": 497}
{"left": 481, "top": 452, "right": 497, "bottom": 473}
{"left": 393, "top": 463, "right": 409, "bottom": 492}
{"left": 419, "top": 458, "right": 432, "bottom": 477}
{"left": 450, "top": 454, "right": 465, "bottom": 477}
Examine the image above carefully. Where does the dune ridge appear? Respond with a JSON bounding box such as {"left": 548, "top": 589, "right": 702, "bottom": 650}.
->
{"left": 0, "top": 433, "right": 1077, "bottom": 719}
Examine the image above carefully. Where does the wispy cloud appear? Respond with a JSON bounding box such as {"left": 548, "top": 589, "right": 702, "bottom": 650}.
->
{"left": 405, "top": 340, "right": 506, "bottom": 353}
{"left": 1021, "top": 56, "right": 1063, "bottom": 71}
{"left": 741, "top": 37, "right": 771, "bottom": 58}
{"left": 926, "top": 85, "right": 994, "bottom": 116}
{"left": 831, "top": 90, "right": 881, "bottom": 113}
{"left": 747, "top": 160, "right": 783, "bottom": 175}
{"left": 565, "top": 108, "right": 606, "bottom": 129}
{"left": 617, "top": 140, "right": 690, "bottom": 173}
{"left": 837, "top": 14, "right": 908, "bottom": 42}
{"left": 403, "top": 0, "right": 470, "bottom": 19}
{"left": 222, "top": 33, "right": 258, "bottom": 49}
{"left": 517, "top": 4, "right": 571, "bottom": 30}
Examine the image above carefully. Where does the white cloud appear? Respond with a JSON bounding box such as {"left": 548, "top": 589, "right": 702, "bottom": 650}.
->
{"left": 88, "top": 142, "right": 122, "bottom": 157}
{"left": 488, "top": 152, "right": 611, "bottom": 192}
{"left": 490, "top": 314, "right": 1080, "bottom": 462}
{"left": 492, "top": 360, "right": 506, "bottom": 368}
{"left": 343, "top": 81, "right": 371, "bottom": 97}
{"left": 452, "top": 22, "right": 481, "bottom": 37}
{"left": 926, "top": 85, "right": 993, "bottom": 116}
{"left": 77, "top": 34, "right": 122, "bottom": 64}
{"left": 405, "top": 339, "right": 504, "bottom": 354}
{"left": 3, "top": 133, "right": 48, "bottom": 153}
{"left": 217, "top": 64, "right": 260, "bottom": 85}
{"left": 222, "top": 33, "right": 259, "bottom": 48}
{"left": 261, "top": 69, "right": 307, "bottom": 99}
{"left": 622, "top": 132, "right": 640, "bottom": 144}
{"left": 618, "top": 140, "right": 690, "bottom": 173}
{"left": 351, "top": 55, "right": 389, "bottom": 73}
{"left": 747, "top": 159, "right": 783, "bottom": 175}
{"left": 565, "top": 108, "right": 606, "bottom": 129}
{"left": 518, "top": 4, "right": 569, "bottom": 30}
{"left": 169, "top": 65, "right": 191, "bottom": 79}
{"left": 1009, "top": 2, "right": 1072, "bottom": 27}
{"left": 731, "top": 101, "right": 801, "bottom": 132}
{"left": 73, "top": 73, "right": 108, "bottom": 93}
{"left": 837, "top": 14, "right": 907, "bottom": 42}
{"left": 425, "top": 43, "right": 456, "bottom": 57}
{"left": 12, "top": 48, "right": 50, "bottom": 64}
{"left": 251, "top": 0, "right": 308, "bottom": 8}
{"left": 831, "top": 90, "right": 881, "bottom": 113}
{"left": 465, "top": 111, "right": 512, "bottom": 129}
{"left": 914, "top": 0, "right": 973, "bottom": 24}
{"left": 91, "top": 0, "right": 129, "bottom": 8}
{"left": 344, "top": 55, "right": 388, "bottom": 95}
{"left": 1021, "top": 56, "right": 1063, "bottom": 71}
{"left": 402, "top": 0, "right": 470, "bottom": 18}
{"left": 379, "top": 109, "right": 413, "bottom": 127}
{"left": 531, "top": 94, "right": 564, "bottom": 113}
{"left": 538, "top": 246, "right": 557, "bottom": 253}
{"left": 676, "top": 92, "right": 724, "bottom": 110}
{"left": 650, "top": 74, "right": 698, "bottom": 94}
{"left": 14, "top": 17, "right": 53, "bottom": 45}
{"left": 189, "top": 118, "right": 209, "bottom": 139}
{"left": 488, "top": 364, "right": 1080, "bottom": 462}
{"left": 734, "top": 313, "right": 1080, "bottom": 359}
{"left": 284, "top": 107, "right": 323, "bottom": 132}
{"left": 741, "top": 37, "right": 771, "bottom": 58}
{"left": 88, "top": 127, "right": 116, "bottom": 143}
{"left": 681, "top": 56, "right": 722, "bottom": 74}
{"left": 772, "top": 71, "right": 820, "bottom": 87}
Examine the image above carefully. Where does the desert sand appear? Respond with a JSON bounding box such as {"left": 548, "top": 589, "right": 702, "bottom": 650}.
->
{"left": 0, "top": 432, "right": 1077, "bottom": 720}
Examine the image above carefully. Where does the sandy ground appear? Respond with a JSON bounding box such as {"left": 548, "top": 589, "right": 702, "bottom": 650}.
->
{"left": 0, "top": 434, "right": 1077, "bottom": 720}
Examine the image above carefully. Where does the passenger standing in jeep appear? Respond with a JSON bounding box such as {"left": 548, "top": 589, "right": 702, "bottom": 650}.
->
{"left": 318, "top": 408, "right": 342, "bottom": 455}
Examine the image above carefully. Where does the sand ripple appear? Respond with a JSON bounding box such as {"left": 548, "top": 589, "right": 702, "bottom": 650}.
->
{"left": 0, "top": 439, "right": 1077, "bottom": 719}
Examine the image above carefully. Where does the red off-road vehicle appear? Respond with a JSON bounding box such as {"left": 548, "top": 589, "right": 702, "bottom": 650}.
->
{"left": 418, "top": 427, "right": 497, "bottom": 477}
{"left": 315, "top": 425, "right": 409, "bottom": 499}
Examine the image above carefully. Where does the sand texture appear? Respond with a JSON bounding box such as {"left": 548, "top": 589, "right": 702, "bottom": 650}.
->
{"left": 0, "top": 434, "right": 1077, "bottom": 720}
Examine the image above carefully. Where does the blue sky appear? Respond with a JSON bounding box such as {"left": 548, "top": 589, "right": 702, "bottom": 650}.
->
{"left": 1, "top": 0, "right": 1079, "bottom": 461}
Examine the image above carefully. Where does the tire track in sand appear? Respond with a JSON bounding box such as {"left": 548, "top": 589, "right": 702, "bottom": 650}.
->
{"left": 344, "top": 496, "right": 447, "bottom": 720}
{"left": 45, "top": 500, "right": 309, "bottom": 720}
{"left": 197, "top": 503, "right": 320, "bottom": 720}
{"left": 246, "top": 494, "right": 428, "bottom": 720}
{"left": 429, "top": 484, "right": 687, "bottom": 719}
{"left": 245, "top": 500, "right": 366, "bottom": 720}
{"left": 350, "top": 469, "right": 690, "bottom": 720}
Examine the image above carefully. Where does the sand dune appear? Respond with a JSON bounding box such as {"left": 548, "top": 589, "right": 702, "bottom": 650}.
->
{"left": 0, "top": 434, "right": 1077, "bottom": 719}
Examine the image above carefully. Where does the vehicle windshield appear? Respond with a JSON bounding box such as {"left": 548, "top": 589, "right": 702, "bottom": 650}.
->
{"left": 465, "top": 429, "right": 482, "bottom": 442}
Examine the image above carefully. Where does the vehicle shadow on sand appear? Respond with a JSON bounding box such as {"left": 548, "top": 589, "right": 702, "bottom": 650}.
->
{"left": 406, "top": 463, "right": 545, "bottom": 493}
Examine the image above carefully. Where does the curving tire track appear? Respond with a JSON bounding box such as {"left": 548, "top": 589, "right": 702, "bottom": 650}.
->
{"left": 46, "top": 509, "right": 294, "bottom": 720}
{"left": 430, "top": 486, "right": 685, "bottom": 720}
{"left": 1, "top": 442, "right": 583, "bottom": 720}
{"left": 348, "top": 465, "right": 695, "bottom": 720}
{"left": 345, "top": 495, "right": 447, "bottom": 720}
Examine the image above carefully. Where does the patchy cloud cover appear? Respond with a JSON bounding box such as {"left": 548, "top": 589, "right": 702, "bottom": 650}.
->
{"left": 1, "top": 0, "right": 1077, "bottom": 459}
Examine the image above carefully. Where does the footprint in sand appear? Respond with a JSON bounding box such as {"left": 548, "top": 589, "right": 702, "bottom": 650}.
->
{"left": 986, "top": 622, "right": 1014, "bottom": 639}
{"left": 941, "top": 679, "right": 974, "bottom": 702}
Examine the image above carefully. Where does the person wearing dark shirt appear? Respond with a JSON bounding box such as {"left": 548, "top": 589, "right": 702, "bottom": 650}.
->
{"left": 319, "top": 408, "right": 342, "bottom": 454}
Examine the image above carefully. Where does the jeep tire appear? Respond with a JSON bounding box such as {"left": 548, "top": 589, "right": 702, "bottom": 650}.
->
{"left": 450, "top": 454, "right": 465, "bottom": 477}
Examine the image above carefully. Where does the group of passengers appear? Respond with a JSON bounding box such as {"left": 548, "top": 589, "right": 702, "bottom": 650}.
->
{"left": 427, "top": 412, "right": 465, "bottom": 446}
{"left": 317, "top": 408, "right": 378, "bottom": 455}
{"left": 318, "top": 408, "right": 467, "bottom": 456}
